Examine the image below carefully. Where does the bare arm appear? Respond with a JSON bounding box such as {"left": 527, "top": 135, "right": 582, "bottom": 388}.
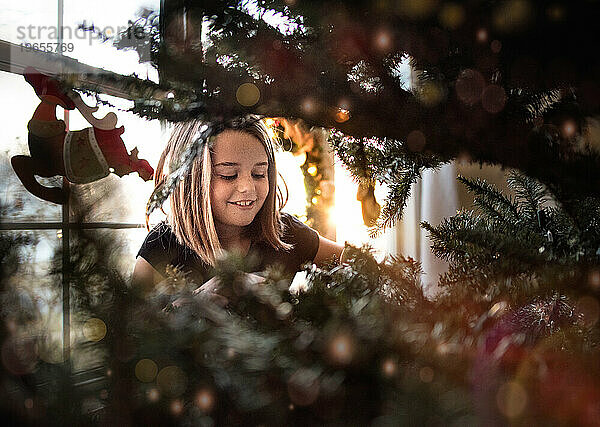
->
{"left": 132, "top": 257, "right": 163, "bottom": 295}
{"left": 313, "top": 235, "right": 345, "bottom": 266}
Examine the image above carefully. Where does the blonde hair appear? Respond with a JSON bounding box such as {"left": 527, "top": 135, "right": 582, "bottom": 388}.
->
{"left": 151, "top": 117, "right": 291, "bottom": 266}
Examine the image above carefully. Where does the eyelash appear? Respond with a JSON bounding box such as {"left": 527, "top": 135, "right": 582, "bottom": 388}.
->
{"left": 218, "top": 173, "right": 266, "bottom": 181}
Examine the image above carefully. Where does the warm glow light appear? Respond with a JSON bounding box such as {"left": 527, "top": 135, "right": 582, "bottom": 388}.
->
{"left": 294, "top": 151, "right": 307, "bottom": 167}
{"left": 156, "top": 366, "right": 187, "bottom": 397}
{"left": 328, "top": 334, "right": 354, "bottom": 364}
{"left": 83, "top": 318, "right": 107, "bottom": 342}
{"left": 333, "top": 161, "right": 395, "bottom": 260}
{"left": 170, "top": 399, "right": 184, "bottom": 415}
{"left": 335, "top": 109, "right": 350, "bottom": 123}
{"left": 382, "top": 359, "right": 397, "bottom": 377}
{"left": 275, "top": 151, "right": 307, "bottom": 218}
{"left": 236, "top": 83, "right": 260, "bottom": 106}
{"left": 301, "top": 98, "right": 316, "bottom": 114}
{"left": 497, "top": 381, "right": 528, "bottom": 417}
{"left": 195, "top": 389, "right": 216, "bottom": 412}
{"left": 307, "top": 165, "right": 318, "bottom": 176}
{"left": 476, "top": 28, "right": 488, "bottom": 43}
{"left": 135, "top": 358, "right": 158, "bottom": 383}
{"left": 439, "top": 3, "right": 466, "bottom": 29}
{"left": 147, "top": 388, "right": 160, "bottom": 402}
{"left": 561, "top": 120, "right": 577, "bottom": 138}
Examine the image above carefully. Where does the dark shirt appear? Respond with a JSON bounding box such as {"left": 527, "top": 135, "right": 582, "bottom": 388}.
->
{"left": 137, "top": 213, "right": 319, "bottom": 284}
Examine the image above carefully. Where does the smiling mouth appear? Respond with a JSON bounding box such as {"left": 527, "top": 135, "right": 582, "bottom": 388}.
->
{"left": 229, "top": 200, "right": 256, "bottom": 207}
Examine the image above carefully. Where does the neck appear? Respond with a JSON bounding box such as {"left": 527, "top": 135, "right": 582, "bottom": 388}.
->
{"left": 215, "top": 223, "right": 248, "bottom": 252}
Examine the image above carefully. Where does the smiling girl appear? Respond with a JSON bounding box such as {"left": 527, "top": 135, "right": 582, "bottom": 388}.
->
{"left": 133, "top": 117, "right": 344, "bottom": 292}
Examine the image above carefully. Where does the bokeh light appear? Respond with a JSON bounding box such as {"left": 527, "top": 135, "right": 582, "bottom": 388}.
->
{"left": 546, "top": 4, "right": 565, "bottom": 22}
{"left": 481, "top": 85, "right": 507, "bottom": 113}
{"left": 493, "top": 0, "right": 533, "bottom": 33}
{"left": 476, "top": 28, "right": 488, "bottom": 43}
{"left": 419, "top": 366, "right": 434, "bottom": 383}
{"left": 397, "top": 0, "right": 438, "bottom": 19}
{"left": 328, "top": 334, "right": 354, "bottom": 365}
{"left": 156, "top": 366, "right": 187, "bottom": 397}
{"left": 455, "top": 69, "right": 485, "bottom": 105}
{"left": 496, "top": 381, "right": 528, "bottom": 418}
{"left": 373, "top": 28, "right": 393, "bottom": 52}
{"left": 560, "top": 119, "right": 577, "bottom": 138}
{"left": 135, "top": 358, "right": 158, "bottom": 383}
{"left": 307, "top": 165, "right": 318, "bottom": 176}
{"left": 301, "top": 98, "right": 316, "bottom": 114}
{"left": 236, "top": 83, "right": 260, "bottom": 107}
{"left": 82, "top": 318, "right": 107, "bottom": 342}
{"left": 195, "top": 388, "right": 216, "bottom": 413}
{"left": 382, "top": 358, "right": 397, "bottom": 377}
{"left": 170, "top": 399, "right": 184, "bottom": 416}
{"left": 438, "top": 3, "right": 466, "bottom": 29}
{"left": 147, "top": 388, "right": 160, "bottom": 402}
{"left": 588, "top": 270, "right": 600, "bottom": 289}
{"left": 417, "top": 81, "right": 445, "bottom": 107}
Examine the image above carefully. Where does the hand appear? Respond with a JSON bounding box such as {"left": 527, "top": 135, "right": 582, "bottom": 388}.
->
{"left": 193, "top": 276, "right": 229, "bottom": 307}
{"left": 193, "top": 273, "right": 266, "bottom": 307}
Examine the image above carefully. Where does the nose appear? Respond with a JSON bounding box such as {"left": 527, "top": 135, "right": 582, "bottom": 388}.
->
{"left": 236, "top": 174, "right": 256, "bottom": 195}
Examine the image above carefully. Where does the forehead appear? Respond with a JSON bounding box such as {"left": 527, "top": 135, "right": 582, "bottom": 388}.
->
{"left": 211, "top": 130, "right": 268, "bottom": 164}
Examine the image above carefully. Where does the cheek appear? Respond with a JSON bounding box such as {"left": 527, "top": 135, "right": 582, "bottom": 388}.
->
{"left": 209, "top": 180, "right": 228, "bottom": 205}
{"left": 259, "top": 179, "right": 270, "bottom": 200}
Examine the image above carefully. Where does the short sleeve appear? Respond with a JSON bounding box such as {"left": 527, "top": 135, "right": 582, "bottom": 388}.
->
{"left": 281, "top": 213, "right": 320, "bottom": 264}
{"left": 137, "top": 222, "right": 179, "bottom": 275}
{"left": 137, "top": 223, "right": 211, "bottom": 283}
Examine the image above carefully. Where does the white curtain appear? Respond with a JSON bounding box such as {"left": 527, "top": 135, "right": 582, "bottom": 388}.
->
{"left": 396, "top": 163, "right": 458, "bottom": 298}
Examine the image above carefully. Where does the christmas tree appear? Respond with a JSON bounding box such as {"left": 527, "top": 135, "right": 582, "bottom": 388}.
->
{"left": 2, "top": 0, "right": 600, "bottom": 425}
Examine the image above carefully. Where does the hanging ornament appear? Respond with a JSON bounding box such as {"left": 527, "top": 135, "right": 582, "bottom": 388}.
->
{"left": 11, "top": 67, "right": 154, "bottom": 204}
{"left": 356, "top": 182, "right": 381, "bottom": 227}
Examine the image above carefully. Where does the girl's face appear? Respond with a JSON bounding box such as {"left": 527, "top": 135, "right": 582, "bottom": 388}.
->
{"left": 209, "top": 130, "right": 270, "bottom": 233}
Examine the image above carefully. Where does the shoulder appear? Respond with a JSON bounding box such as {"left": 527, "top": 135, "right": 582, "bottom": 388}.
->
{"left": 137, "top": 222, "right": 182, "bottom": 268}
{"left": 142, "top": 221, "right": 177, "bottom": 249}
{"left": 278, "top": 212, "right": 319, "bottom": 259}
{"left": 280, "top": 212, "right": 316, "bottom": 236}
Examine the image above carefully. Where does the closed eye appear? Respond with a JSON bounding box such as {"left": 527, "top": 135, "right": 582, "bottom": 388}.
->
{"left": 218, "top": 174, "right": 237, "bottom": 180}
{"left": 252, "top": 173, "right": 266, "bottom": 179}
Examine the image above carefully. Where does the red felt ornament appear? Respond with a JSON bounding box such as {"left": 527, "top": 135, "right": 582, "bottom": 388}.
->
{"left": 11, "top": 67, "right": 154, "bottom": 204}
